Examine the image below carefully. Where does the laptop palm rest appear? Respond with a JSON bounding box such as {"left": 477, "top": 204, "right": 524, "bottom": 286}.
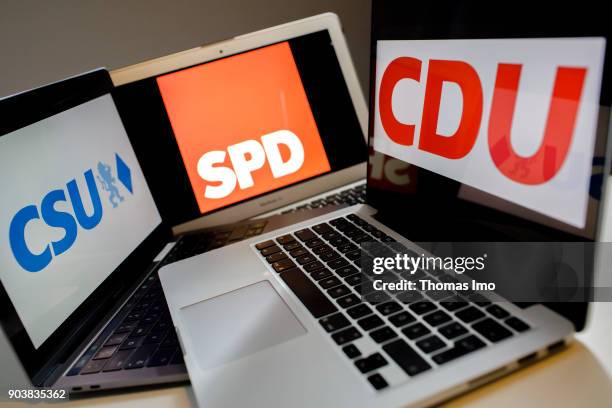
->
{"left": 178, "top": 280, "right": 306, "bottom": 371}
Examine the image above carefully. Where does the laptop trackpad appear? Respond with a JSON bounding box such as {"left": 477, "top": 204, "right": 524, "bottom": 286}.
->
{"left": 179, "top": 280, "right": 307, "bottom": 371}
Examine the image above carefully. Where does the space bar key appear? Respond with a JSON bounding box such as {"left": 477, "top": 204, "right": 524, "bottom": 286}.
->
{"left": 279, "top": 267, "right": 338, "bottom": 318}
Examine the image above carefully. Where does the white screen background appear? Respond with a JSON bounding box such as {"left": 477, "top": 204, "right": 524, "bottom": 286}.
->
{"left": 0, "top": 95, "right": 162, "bottom": 348}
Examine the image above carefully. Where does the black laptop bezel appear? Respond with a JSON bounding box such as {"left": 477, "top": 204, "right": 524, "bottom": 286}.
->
{"left": 367, "top": 1, "right": 612, "bottom": 331}
{"left": 0, "top": 69, "right": 173, "bottom": 383}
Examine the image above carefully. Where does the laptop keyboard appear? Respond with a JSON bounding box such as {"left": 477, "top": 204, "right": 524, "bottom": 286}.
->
{"left": 65, "top": 187, "right": 365, "bottom": 379}
{"left": 280, "top": 183, "right": 366, "bottom": 214}
{"left": 66, "top": 220, "right": 271, "bottom": 377}
{"left": 254, "top": 214, "right": 531, "bottom": 391}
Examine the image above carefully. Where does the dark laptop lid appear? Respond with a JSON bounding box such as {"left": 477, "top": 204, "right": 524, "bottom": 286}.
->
{"left": 367, "top": 1, "right": 612, "bottom": 330}
{"left": 0, "top": 70, "right": 171, "bottom": 383}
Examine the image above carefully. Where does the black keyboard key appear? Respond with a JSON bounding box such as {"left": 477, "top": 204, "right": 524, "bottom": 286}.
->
{"left": 261, "top": 245, "right": 282, "bottom": 256}
{"left": 388, "top": 311, "right": 415, "bottom": 327}
{"left": 289, "top": 247, "right": 309, "bottom": 257}
{"left": 93, "top": 346, "right": 117, "bottom": 360}
{"left": 161, "top": 333, "right": 178, "bottom": 347}
{"left": 283, "top": 241, "right": 302, "bottom": 251}
{"left": 124, "top": 312, "right": 143, "bottom": 322}
{"left": 255, "top": 240, "right": 275, "bottom": 250}
{"left": 296, "top": 253, "right": 317, "bottom": 265}
{"left": 368, "top": 373, "right": 389, "bottom": 390}
{"left": 81, "top": 359, "right": 107, "bottom": 374}
{"left": 409, "top": 301, "right": 437, "bottom": 315}
{"left": 365, "top": 291, "right": 391, "bottom": 304}
{"left": 370, "top": 326, "right": 397, "bottom": 343}
{"left": 321, "top": 230, "right": 341, "bottom": 241}
{"left": 396, "top": 291, "right": 423, "bottom": 304}
{"left": 319, "top": 251, "right": 341, "bottom": 262}
{"left": 440, "top": 297, "right": 468, "bottom": 311}
{"left": 423, "top": 310, "right": 452, "bottom": 327}
{"left": 347, "top": 304, "right": 372, "bottom": 319}
{"left": 438, "top": 322, "right": 468, "bottom": 339}
{"left": 416, "top": 335, "right": 446, "bottom": 353}
{"left": 124, "top": 345, "right": 156, "bottom": 369}
{"left": 114, "top": 323, "right": 137, "bottom": 334}
{"left": 119, "top": 337, "right": 143, "bottom": 350}
{"left": 332, "top": 327, "right": 362, "bottom": 345}
{"left": 272, "top": 259, "right": 296, "bottom": 273}
{"left": 342, "top": 344, "right": 362, "bottom": 359}
{"left": 351, "top": 234, "right": 373, "bottom": 244}
{"left": 276, "top": 235, "right": 295, "bottom": 245}
{"left": 320, "top": 313, "right": 351, "bottom": 332}
{"left": 376, "top": 301, "right": 402, "bottom": 316}
{"left": 147, "top": 347, "right": 177, "bottom": 367}
{"left": 355, "top": 353, "right": 388, "bottom": 373}
{"left": 129, "top": 325, "right": 151, "bottom": 338}
{"left": 337, "top": 294, "right": 360, "bottom": 309}
{"left": 295, "top": 229, "right": 316, "bottom": 242}
{"left": 358, "top": 315, "right": 385, "bottom": 331}
{"left": 328, "top": 236, "right": 350, "bottom": 247}
{"left": 105, "top": 332, "right": 129, "bottom": 346}
{"left": 345, "top": 250, "right": 361, "bottom": 261}
{"left": 383, "top": 339, "right": 431, "bottom": 376}
{"left": 402, "top": 323, "right": 430, "bottom": 340}
{"left": 303, "top": 261, "right": 325, "bottom": 273}
{"left": 279, "top": 268, "right": 337, "bottom": 318}
{"left": 305, "top": 238, "right": 325, "bottom": 248}
{"left": 329, "top": 217, "right": 348, "bottom": 226}
{"left": 312, "top": 244, "right": 332, "bottom": 255}
{"left": 143, "top": 331, "right": 167, "bottom": 344}
{"left": 344, "top": 274, "right": 362, "bottom": 287}
{"left": 102, "top": 350, "right": 133, "bottom": 372}
{"left": 266, "top": 252, "right": 288, "bottom": 263}
{"left": 473, "top": 318, "right": 513, "bottom": 343}
{"left": 313, "top": 223, "right": 333, "bottom": 234}
{"left": 319, "top": 276, "right": 342, "bottom": 289}
{"left": 151, "top": 320, "right": 171, "bottom": 333}
{"left": 468, "top": 293, "right": 491, "bottom": 306}
{"left": 327, "top": 284, "right": 351, "bottom": 298}
{"left": 487, "top": 305, "right": 511, "bottom": 319}
{"left": 432, "top": 335, "right": 486, "bottom": 365}
{"left": 338, "top": 243, "right": 358, "bottom": 253}
{"left": 336, "top": 265, "right": 358, "bottom": 277}
{"left": 327, "top": 258, "right": 349, "bottom": 270}
{"left": 505, "top": 317, "right": 530, "bottom": 332}
{"left": 311, "top": 268, "right": 333, "bottom": 281}
{"left": 456, "top": 306, "right": 485, "bottom": 323}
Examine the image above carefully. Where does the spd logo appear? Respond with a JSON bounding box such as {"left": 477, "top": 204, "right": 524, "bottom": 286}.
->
{"left": 157, "top": 41, "right": 330, "bottom": 214}
{"left": 9, "top": 153, "right": 133, "bottom": 272}
{"left": 374, "top": 38, "right": 605, "bottom": 228}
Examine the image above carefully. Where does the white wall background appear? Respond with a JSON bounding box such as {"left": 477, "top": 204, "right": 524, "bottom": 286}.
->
{"left": 0, "top": 0, "right": 371, "bottom": 97}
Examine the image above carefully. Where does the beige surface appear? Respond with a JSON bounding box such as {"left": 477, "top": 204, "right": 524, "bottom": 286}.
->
{"left": 3, "top": 303, "right": 612, "bottom": 408}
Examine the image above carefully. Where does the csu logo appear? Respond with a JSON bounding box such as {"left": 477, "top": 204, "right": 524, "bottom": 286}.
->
{"left": 9, "top": 153, "right": 133, "bottom": 272}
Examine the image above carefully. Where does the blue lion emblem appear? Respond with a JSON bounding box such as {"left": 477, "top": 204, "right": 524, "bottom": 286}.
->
{"left": 97, "top": 162, "right": 124, "bottom": 208}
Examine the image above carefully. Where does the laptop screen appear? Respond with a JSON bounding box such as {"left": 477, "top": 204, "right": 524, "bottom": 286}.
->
{"left": 368, "top": 1, "right": 611, "bottom": 243}
{"left": 113, "top": 30, "right": 366, "bottom": 223}
{"left": 0, "top": 79, "right": 162, "bottom": 349}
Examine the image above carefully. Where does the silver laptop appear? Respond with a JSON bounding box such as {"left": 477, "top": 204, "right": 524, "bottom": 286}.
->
{"left": 110, "top": 12, "right": 370, "bottom": 235}
{"left": 159, "top": 3, "right": 612, "bottom": 407}
{"left": 0, "top": 14, "right": 373, "bottom": 395}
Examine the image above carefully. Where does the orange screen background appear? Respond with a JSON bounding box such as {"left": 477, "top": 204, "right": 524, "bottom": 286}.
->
{"left": 156, "top": 41, "right": 331, "bottom": 214}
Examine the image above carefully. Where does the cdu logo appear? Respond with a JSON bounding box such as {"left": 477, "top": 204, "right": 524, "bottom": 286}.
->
{"left": 9, "top": 153, "right": 133, "bottom": 272}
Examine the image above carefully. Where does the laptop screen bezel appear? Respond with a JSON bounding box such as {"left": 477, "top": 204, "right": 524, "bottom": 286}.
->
{"left": 0, "top": 69, "right": 172, "bottom": 382}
